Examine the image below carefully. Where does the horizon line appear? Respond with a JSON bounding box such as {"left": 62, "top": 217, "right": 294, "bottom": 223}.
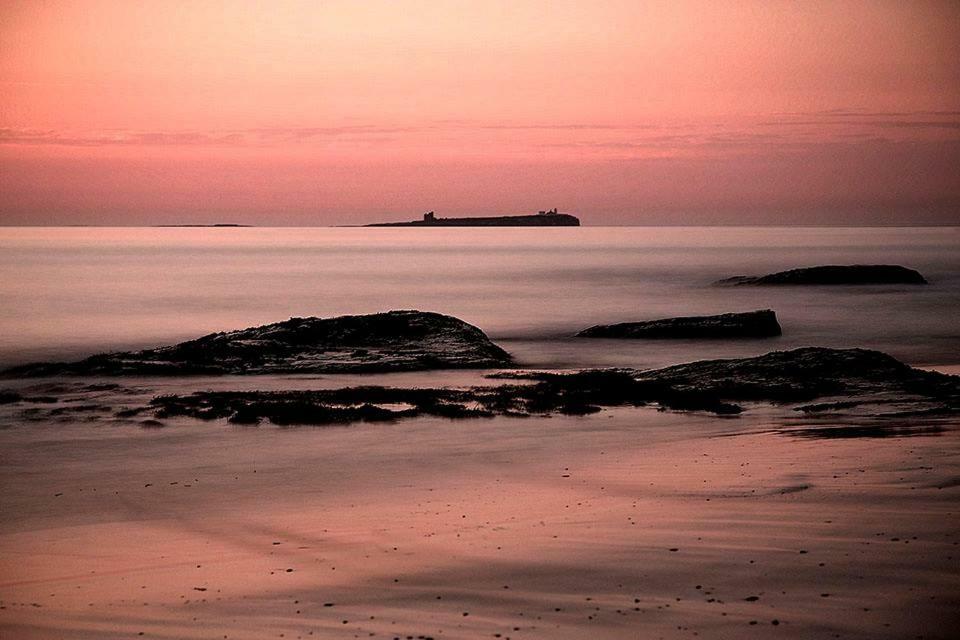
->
{"left": 1, "top": 223, "right": 958, "bottom": 229}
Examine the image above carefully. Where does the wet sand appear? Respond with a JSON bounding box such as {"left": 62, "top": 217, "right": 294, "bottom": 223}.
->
{"left": 1, "top": 403, "right": 958, "bottom": 639}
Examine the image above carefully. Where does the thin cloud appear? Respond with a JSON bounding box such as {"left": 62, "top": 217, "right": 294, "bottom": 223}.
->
{"left": 475, "top": 123, "right": 661, "bottom": 131}
{"left": 771, "top": 108, "right": 960, "bottom": 118}
{"left": 759, "top": 119, "right": 960, "bottom": 129}
{"left": 759, "top": 108, "right": 960, "bottom": 132}
{"left": 0, "top": 128, "right": 247, "bottom": 147}
{"left": 0, "top": 126, "right": 423, "bottom": 147}
{"left": 2, "top": 114, "right": 956, "bottom": 154}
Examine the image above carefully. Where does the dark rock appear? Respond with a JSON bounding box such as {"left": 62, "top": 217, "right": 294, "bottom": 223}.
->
{"left": 783, "top": 424, "right": 946, "bottom": 439}
{"left": 115, "top": 407, "right": 147, "bottom": 418}
{"left": 794, "top": 400, "right": 864, "bottom": 412}
{"left": 714, "top": 264, "right": 927, "bottom": 286}
{"left": 84, "top": 383, "right": 122, "bottom": 391}
{"left": 147, "top": 368, "right": 742, "bottom": 425}
{"left": 150, "top": 347, "right": 960, "bottom": 426}
{"left": 39, "top": 347, "right": 960, "bottom": 427}
{"left": 576, "top": 310, "right": 782, "bottom": 339}
{"left": 0, "top": 391, "right": 22, "bottom": 404}
{"left": 2, "top": 311, "right": 512, "bottom": 377}
{"left": 640, "top": 347, "right": 959, "bottom": 408}
{"left": 558, "top": 403, "right": 603, "bottom": 415}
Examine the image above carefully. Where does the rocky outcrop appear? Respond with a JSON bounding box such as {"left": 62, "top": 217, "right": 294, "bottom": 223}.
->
{"left": 714, "top": 264, "right": 927, "bottom": 286}
{"left": 576, "top": 310, "right": 782, "bottom": 339}
{"left": 144, "top": 368, "right": 744, "bottom": 424}
{"left": 9, "top": 343, "right": 957, "bottom": 427}
{"left": 639, "top": 347, "right": 936, "bottom": 401}
{"left": 2, "top": 311, "right": 512, "bottom": 377}
{"left": 128, "top": 347, "right": 959, "bottom": 426}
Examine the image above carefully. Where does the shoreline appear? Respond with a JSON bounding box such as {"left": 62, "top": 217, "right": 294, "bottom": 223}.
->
{"left": 1, "top": 339, "right": 957, "bottom": 638}
{"left": 1, "top": 403, "right": 957, "bottom": 639}
{"left": 1, "top": 227, "right": 957, "bottom": 639}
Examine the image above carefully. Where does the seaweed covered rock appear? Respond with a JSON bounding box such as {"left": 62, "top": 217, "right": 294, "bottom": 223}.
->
{"left": 577, "top": 310, "right": 782, "bottom": 339}
{"left": 640, "top": 347, "right": 956, "bottom": 406}
{"left": 12, "top": 346, "right": 957, "bottom": 426}
{"left": 2, "top": 311, "right": 512, "bottom": 377}
{"left": 140, "top": 348, "right": 959, "bottom": 426}
{"left": 714, "top": 264, "right": 927, "bottom": 286}
{"left": 146, "top": 368, "right": 744, "bottom": 426}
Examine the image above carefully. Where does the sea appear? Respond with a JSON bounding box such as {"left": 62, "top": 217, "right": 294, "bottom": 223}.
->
{"left": 1, "top": 226, "right": 958, "bottom": 373}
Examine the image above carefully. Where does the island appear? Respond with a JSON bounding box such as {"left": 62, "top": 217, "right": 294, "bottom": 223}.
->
{"left": 714, "top": 264, "right": 927, "bottom": 286}
{"left": 576, "top": 310, "right": 782, "bottom": 339}
{"left": 366, "top": 209, "right": 581, "bottom": 227}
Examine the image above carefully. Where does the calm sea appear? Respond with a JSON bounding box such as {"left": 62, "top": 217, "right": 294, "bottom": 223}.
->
{"left": 1, "top": 226, "right": 957, "bottom": 371}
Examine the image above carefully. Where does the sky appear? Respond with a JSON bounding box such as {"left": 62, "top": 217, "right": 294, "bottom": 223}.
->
{"left": 1, "top": 0, "right": 958, "bottom": 226}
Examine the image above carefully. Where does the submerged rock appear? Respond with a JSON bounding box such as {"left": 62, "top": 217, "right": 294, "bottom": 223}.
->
{"left": 140, "top": 347, "right": 959, "bottom": 426}
{"left": 2, "top": 311, "right": 512, "bottom": 377}
{"left": 147, "top": 368, "right": 743, "bottom": 425}
{"left": 782, "top": 424, "right": 946, "bottom": 439}
{"left": 714, "top": 264, "right": 927, "bottom": 286}
{"left": 576, "top": 310, "right": 782, "bottom": 339}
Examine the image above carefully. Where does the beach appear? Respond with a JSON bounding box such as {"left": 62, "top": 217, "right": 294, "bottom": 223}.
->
{"left": 1, "top": 226, "right": 958, "bottom": 639}
{"left": 2, "top": 396, "right": 958, "bottom": 639}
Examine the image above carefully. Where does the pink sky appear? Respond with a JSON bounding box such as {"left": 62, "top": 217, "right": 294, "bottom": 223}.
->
{"left": 1, "top": 0, "right": 958, "bottom": 225}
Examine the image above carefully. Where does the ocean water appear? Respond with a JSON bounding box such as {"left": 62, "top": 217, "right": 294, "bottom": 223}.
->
{"left": 0, "top": 226, "right": 957, "bottom": 371}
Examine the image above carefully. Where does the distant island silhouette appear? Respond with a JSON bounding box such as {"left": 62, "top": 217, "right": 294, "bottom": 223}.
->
{"left": 366, "top": 209, "right": 580, "bottom": 227}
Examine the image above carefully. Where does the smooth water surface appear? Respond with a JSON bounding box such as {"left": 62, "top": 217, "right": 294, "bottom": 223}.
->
{"left": 1, "top": 226, "right": 957, "bottom": 369}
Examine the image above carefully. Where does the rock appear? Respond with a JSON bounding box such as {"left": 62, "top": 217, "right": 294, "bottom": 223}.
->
{"left": 714, "top": 264, "right": 927, "bottom": 286}
{"left": 148, "top": 368, "right": 742, "bottom": 424}
{"left": 22, "top": 347, "right": 959, "bottom": 426}
{"left": 0, "top": 391, "right": 57, "bottom": 404}
{"left": 784, "top": 424, "right": 946, "bottom": 439}
{"left": 0, "top": 390, "right": 23, "bottom": 404}
{"left": 2, "top": 311, "right": 512, "bottom": 377}
{"left": 145, "top": 348, "right": 958, "bottom": 425}
{"left": 640, "top": 346, "right": 958, "bottom": 407}
{"left": 576, "top": 310, "right": 782, "bottom": 339}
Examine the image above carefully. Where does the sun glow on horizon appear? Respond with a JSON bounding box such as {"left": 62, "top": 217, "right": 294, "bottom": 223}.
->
{"left": 1, "top": 0, "right": 959, "bottom": 225}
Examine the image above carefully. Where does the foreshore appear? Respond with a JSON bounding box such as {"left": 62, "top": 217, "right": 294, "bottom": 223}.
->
{"left": 1, "top": 390, "right": 957, "bottom": 639}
